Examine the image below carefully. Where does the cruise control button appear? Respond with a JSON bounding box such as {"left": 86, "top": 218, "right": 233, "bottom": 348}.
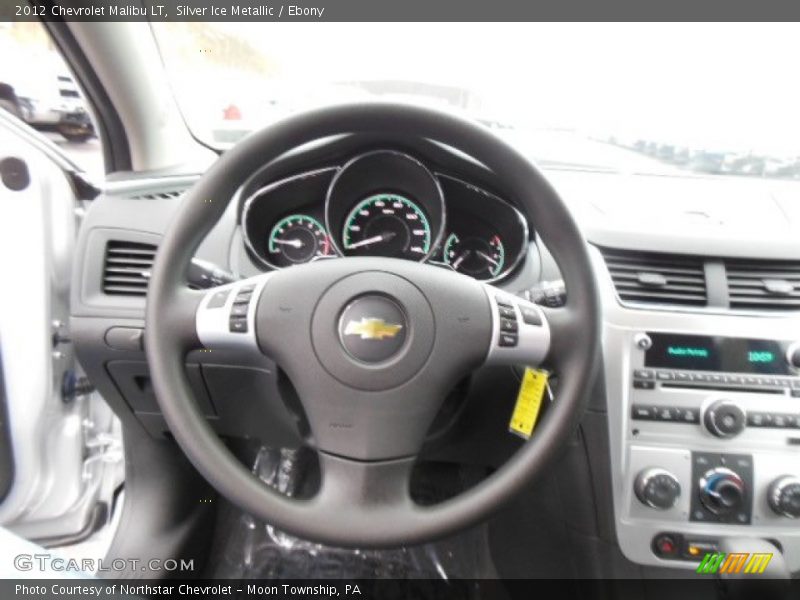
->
{"left": 498, "top": 306, "right": 516, "bottom": 320}
{"left": 234, "top": 292, "right": 252, "bottom": 304}
{"left": 230, "top": 303, "right": 249, "bottom": 317}
{"left": 229, "top": 317, "right": 248, "bottom": 333}
{"left": 498, "top": 333, "right": 518, "bottom": 347}
{"left": 500, "top": 318, "right": 518, "bottom": 333}
{"left": 519, "top": 305, "right": 542, "bottom": 326}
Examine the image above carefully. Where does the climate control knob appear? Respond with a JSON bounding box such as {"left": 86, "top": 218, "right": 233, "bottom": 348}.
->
{"left": 699, "top": 467, "right": 745, "bottom": 515}
{"left": 703, "top": 400, "right": 746, "bottom": 438}
{"left": 768, "top": 476, "right": 800, "bottom": 518}
{"left": 634, "top": 468, "right": 681, "bottom": 509}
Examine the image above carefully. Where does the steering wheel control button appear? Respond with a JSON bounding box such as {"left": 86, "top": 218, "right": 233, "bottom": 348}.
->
{"left": 500, "top": 318, "right": 518, "bottom": 333}
{"left": 338, "top": 295, "right": 408, "bottom": 363}
{"left": 635, "top": 468, "right": 681, "bottom": 510}
{"left": 234, "top": 291, "right": 252, "bottom": 304}
{"left": 519, "top": 305, "right": 542, "bottom": 326}
{"left": 229, "top": 317, "right": 248, "bottom": 333}
{"left": 207, "top": 290, "right": 230, "bottom": 309}
{"left": 703, "top": 400, "right": 746, "bottom": 438}
{"left": 230, "top": 303, "right": 249, "bottom": 317}
{"left": 499, "top": 333, "right": 518, "bottom": 347}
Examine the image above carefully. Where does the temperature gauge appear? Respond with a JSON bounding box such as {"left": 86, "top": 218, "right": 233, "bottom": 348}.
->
{"left": 444, "top": 233, "right": 505, "bottom": 280}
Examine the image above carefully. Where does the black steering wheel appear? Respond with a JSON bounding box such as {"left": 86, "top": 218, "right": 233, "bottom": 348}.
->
{"left": 145, "top": 103, "right": 600, "bottom": 547}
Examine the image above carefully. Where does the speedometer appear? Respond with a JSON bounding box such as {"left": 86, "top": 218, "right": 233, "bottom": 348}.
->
{"left": 341, "top": 193, "right": 431, "bottom": 260}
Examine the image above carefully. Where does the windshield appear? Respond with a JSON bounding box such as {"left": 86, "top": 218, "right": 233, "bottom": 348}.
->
{"left": 152, "top": 22, "right": 800, "bottom": 180}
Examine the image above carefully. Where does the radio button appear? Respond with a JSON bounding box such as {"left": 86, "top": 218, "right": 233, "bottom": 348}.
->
{"left": 724, "top": 374, "right": 743, "bottom": 385}
{"left": 657, "top": 371, "right": 674, "bottom": 381}
{"left": 634, "top": 369, "right": 654, "bottom": 380}
{"left": 747, "top": 412, "right": 766, "bottom": 427}
{"left": 656, "top": 407, "right": 677, "bottom": 421}
{"left": 691, "top": 373, "right": 710, "bottom": 383}
{"left": 633, "top": 380, "right": 655, "bottom": 390}
{"left": 678, "top": 408, "right": 700, "bottom": 424}
{"left": 675, "top": 371, "right": 691, "bottom": 382}
{"left": 632, "top": 405, "right": 656, "bottom": 420}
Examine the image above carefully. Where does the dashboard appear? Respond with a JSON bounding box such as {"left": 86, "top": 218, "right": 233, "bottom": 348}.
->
{"left": 240, "top": 150, "right": 529, "bottom": 283}
{"left": 68, "top": 132, "right": 800, "bottom": 576}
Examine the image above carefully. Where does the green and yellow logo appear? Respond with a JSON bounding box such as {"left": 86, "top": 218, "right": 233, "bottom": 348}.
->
{"left": 696, "top": 552, "right": 772, "bottom": 575}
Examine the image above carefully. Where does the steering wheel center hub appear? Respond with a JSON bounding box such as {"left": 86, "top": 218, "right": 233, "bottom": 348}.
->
{"left": 310, "top": 270, "right": 435, "bottom": 391}
{"left": 338, "top": 294, "right": 408, "bottom": 363}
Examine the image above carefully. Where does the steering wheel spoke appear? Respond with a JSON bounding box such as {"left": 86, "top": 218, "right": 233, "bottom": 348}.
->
{"left": 195, "top": 273, "right": 273, "bottom": 356}
{"left": 314, "top": 452, "right": 415, "bottom": 516}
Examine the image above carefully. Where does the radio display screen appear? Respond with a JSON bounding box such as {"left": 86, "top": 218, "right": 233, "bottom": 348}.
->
{"left": 645, "top": 333, "right": 789, "bottom": 374}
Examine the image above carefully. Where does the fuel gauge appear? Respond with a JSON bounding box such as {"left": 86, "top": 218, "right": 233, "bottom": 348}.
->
{"left": 444, "top": 233, "right": 505, "bottom": 280}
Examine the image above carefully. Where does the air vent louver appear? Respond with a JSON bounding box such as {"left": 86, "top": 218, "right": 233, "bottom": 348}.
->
{"left": 128, "top": 190, "right": 185, "bottom": 201}
{"left": 726, "top": 258, "right": 800, "bottom": 311}
{"left": 102, "top": 241, "right": 156, "bottom": 296}
{"left": 600, "top": 247, "right": 707, "bottom": 307}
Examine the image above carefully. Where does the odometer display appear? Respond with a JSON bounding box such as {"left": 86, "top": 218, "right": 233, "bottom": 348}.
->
{"left": 342, "top": 193, "right": 431, "bottom": 260}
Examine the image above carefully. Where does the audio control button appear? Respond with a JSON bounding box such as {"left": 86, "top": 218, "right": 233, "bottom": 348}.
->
{"left": 704, "top": 400, "right": 746, "bottom": 438}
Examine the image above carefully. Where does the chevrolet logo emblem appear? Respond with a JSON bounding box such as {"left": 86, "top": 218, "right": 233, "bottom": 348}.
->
{"left": 343, "top": 318, "right": 403, "bottom": 340}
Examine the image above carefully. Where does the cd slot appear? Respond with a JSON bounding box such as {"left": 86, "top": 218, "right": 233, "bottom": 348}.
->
{"left": 660, "top": 382, "right": 785, "bottom": 395}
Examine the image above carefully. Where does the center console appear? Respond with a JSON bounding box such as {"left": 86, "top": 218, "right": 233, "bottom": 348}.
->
{"left": 592, "top": 249, "right": 800, "bottom": 571}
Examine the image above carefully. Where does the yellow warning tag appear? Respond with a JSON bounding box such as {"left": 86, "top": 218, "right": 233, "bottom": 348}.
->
{"left": 509, "top": 368, "right": 549, "bottom": 439}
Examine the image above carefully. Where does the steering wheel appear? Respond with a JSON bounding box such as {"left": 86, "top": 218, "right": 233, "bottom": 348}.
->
{"left": 145, "top": 103, "right": 600, "bottom": 547}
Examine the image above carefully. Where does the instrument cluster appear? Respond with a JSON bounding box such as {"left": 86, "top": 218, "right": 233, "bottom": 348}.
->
{"left": 241, "top": 150, "right": 529, "bottom": 282}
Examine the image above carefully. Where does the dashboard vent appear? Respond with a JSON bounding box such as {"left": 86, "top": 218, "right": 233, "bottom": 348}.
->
{"left": 102, "top": 241, "right": 156, "bottom": 296}
{"left": 600, "top": 247, "right": 707, "bottom": 307}
{"left": 128, "top": 189, "right": 185, "bottom": 201}
{"left": 726, "top": 258, "right": 800, "bottom": 311}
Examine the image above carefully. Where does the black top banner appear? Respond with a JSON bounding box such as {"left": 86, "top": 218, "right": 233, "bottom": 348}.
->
{"left": 4, "top": 0, "right": 800, "bottom": 22}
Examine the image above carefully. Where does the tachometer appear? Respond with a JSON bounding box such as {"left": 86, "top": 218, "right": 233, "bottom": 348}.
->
{"left": 267, "top": 214, "right": 332, "bottom": 267}
{"left": 444, "top": 233, "right": 505, "bottom": 280}
{"left": 341, "top": 193, "right": 431, "bottom": 260}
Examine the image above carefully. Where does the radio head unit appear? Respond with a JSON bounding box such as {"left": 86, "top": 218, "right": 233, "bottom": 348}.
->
{"left": 645, "top": 333, "right": 793, "bottom": 375}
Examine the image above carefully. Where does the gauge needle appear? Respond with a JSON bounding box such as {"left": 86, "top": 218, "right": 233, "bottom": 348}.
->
{"left": 346, "top": 231, "right": 397, "bottom": 249}
{"left": 273, "top": 238, "right": 304, "bottom": 249}
{"left": 452, "top": 250, "right": 471, "bottom": 270}
{"left": 476, "top": 250, "right": 500, "bottom": 267}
